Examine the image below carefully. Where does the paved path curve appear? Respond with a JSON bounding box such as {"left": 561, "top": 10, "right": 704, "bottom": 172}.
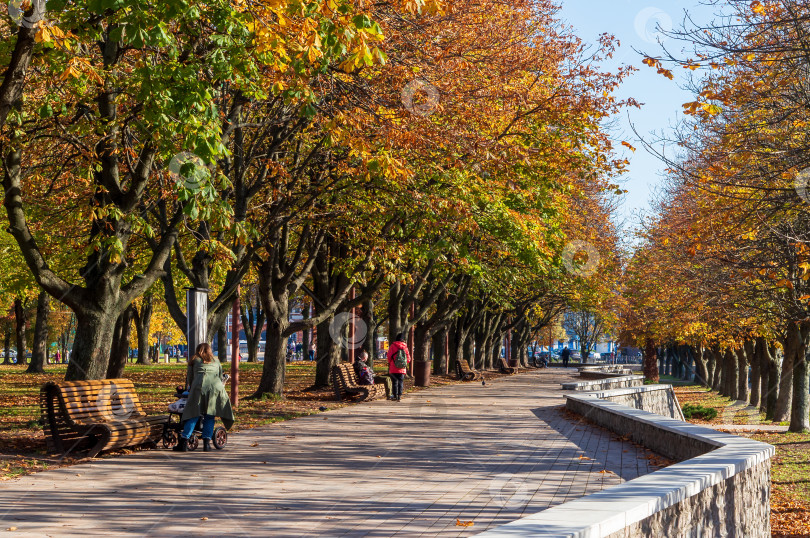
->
{"left": 0, "top": 369, "right": 660, "bottom": 537}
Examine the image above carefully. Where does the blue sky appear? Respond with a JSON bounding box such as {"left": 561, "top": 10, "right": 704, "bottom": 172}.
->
{"left": 558, "top": 0, "right": 718, "bottom": 224}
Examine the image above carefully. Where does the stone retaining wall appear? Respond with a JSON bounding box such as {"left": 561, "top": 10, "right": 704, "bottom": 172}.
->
{"left": 578, "top": 370, "right": 633, "bottom": 380}
{"left": 575, "top": 384, "right": 685, "bottom": 421}
{"left": 560, "top": 375, "right": 643, "bottom": 392}
{"left": 477, "top": 394, "right": 774, "bottom": 537}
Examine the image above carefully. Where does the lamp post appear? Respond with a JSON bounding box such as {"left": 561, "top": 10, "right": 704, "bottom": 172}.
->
{"left": 231, "top": 286, "right": 240, "bottom": 407}
{"left": 185, "top": 288, "right": 208, "bottom": 359}
{"left": 349, "top": 287, "right": 356, "bottom": 363}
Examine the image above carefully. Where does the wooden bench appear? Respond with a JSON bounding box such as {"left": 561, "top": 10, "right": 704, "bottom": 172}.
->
{"left": 330, "top": 363, "right": 387, "bottom": 402}
{"left": 455, "top": 359, "right": 483, "bottom": 381}
{"left": 499, "top": 357, "right": 516, "bottom": 375}
{"left": 40, "top": 379, "right": 168, "bottom": 458}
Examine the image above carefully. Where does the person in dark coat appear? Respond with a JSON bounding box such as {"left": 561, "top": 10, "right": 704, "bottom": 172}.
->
{"left": 174, "top": 343, "right": 234, "bottom": 452}
{"left": 353, "top": 350, "right": 373, "bottom": 385}
{"left": 561, "top": 346, "right": 571, "bottom": 368}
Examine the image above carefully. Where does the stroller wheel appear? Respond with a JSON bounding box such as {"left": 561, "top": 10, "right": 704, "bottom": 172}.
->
{"left": 188, "top": 434, "right": 199, "bottom": 451}
{"left": 213, "top": 426, "right": 227, "bottom": 449}
{"left": 162, "top": 429, "right": 178, "bottom": 449}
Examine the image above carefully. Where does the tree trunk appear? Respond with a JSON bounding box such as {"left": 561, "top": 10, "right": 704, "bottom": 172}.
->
{"left": 514, "top": 323, "right": 530, "bottom": 367}
{"left": 643, "top": 339, "right": 658, "bottom": 382}
{"left": 677, "top": 346, "right": 689, "bottom": 381}
{"left": 240, "top": 290, "right": 265, "bottom": 364}
{"left": 657, "top": 347, "right": 664, "bottom": 377}
{"left": 775, "top": 324, "right": 796, "bottom": 423}
{"left": 703, "top": 348, "right": 713, "bottom": 388}
{"left": 254, "top": 316, "right": 288, "bottom": 397}
{"left": 448, "top": 320, "right": 460, "bottom": 369}
{"left": 360, "top": 298, "right": 377, "bottom": 368}
{"left": 490, "top": 332, "right": 502, "bottom": 371}
{"left": 27, "top": 291, "right": 49, "bottom": 374}
{"left": 413, "top": 324, "right": 431, "bottom": 363}
{"left": 463, "top": 330, "right": 475, "bottom": 364}
{"left": 106, "top": 305, "right": 135, "bottom": 379}
{"left": 694, "top": 347, "right": 709, "bottom": 387}
{"left": 718, "top": 348, "right": 728, "bottom": 396}
{"left": 790, "top": 321, "right": 810, "bottom": 432}
{"left": 729, "top": 347, "right": 742, "bottom": 400}
{"left": 737, "top": 344, "right": 750, "bottom": 403}
{"left": 14, "top": 297, "right": 26, "bottom": 365}
{"left": 766, "top": 343, "right": 780, "bottom": 420}
{"left": 474, "top": 325, "right": 487, "bottom": 370}
{"left": 481, "top": 332, "right": 493, "bottom": 370}
{"left": 313, "top": 315, "right": 340, "bottom": 388}
{"left": 669, "top": 347, "right": 678, "bottom": 377}
{"left": 711, "top": 348, "right": 723, "bottom": 390}
{"left": 750, "top": 338, "right": 763, "bottom": 409}
{"left": 311, "top": 240, "right": 351, "bottom": 388}
{"left": 134, "top": 294, "right": 153, "bottom": 366}
{"left": 720, "top": 347, "right": 738, "bottom": 400}
{"left": 217, "top": 317, "right": 228, "bottom": 364}
{"left": 387, "top": 281, "right": 409, "bottom": 344}
{"left": 432, "top": 327, "right": 447, "bottom": 375}
{"left": 66, "top": 309, "right": 119, "bottom": 380}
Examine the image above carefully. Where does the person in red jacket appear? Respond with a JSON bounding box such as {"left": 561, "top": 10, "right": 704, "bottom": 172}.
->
{"left": 386, "top": 333, "right": 412, "bottom": 401}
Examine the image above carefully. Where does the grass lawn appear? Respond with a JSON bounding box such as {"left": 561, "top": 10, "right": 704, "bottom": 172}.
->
{"left": 656, "top": 374, "right": 697, "bottom": 387}
{"left": 0, "top": 360, "right": 492, "bottom": 480}
{"left": 673, "top": 384, "right": 808, "bottom": 536}
{"left": 673, "top": 384, "right": 767, "bottom": 425}
{"left": 752, "top": 431, "right": 810, "bottom": 536}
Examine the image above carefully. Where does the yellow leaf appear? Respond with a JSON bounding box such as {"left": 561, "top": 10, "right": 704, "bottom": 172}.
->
{"left": 701, "top": 103, "right": 722, "bottom": 115}
{"left": 35, "top": 25, "right": 51, "bottom": 43}
{"left": 456, "top": 519, "right": 474, "bottom": 527}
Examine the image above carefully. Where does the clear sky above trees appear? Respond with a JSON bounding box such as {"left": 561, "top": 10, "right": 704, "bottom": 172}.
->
{"left": 560, "top": 0, "right": 715, "bottom": 222}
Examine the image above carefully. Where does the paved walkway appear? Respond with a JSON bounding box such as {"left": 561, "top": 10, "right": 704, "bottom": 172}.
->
{"left": 0, "top": 369, "right": 662, "bottom": 537}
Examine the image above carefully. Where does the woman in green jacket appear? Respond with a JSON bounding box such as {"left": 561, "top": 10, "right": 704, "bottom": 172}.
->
{"left": 174, "top": 343, "right": 234, "bottom": 452}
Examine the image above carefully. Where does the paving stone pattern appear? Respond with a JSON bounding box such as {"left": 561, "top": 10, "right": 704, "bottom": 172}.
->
{"left": 0, "top": 370, "right": 662, "bottom": 537}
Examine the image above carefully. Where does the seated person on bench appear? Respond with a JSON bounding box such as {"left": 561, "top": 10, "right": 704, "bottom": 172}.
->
{"left": 353, "top": 350, "right": 375, "bottom": 385}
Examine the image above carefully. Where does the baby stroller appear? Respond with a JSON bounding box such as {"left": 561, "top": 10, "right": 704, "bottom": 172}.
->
{"left": 162, "top": 380, "right": 228, "bottom": 451}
